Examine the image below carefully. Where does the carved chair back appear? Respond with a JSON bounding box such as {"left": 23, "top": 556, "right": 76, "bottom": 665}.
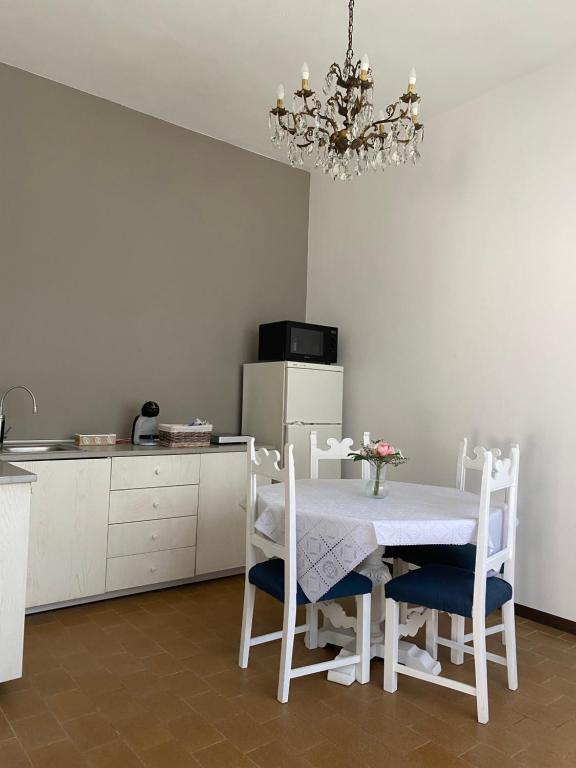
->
{"left": 309, "top": 431, "right": 371, "bottom": 480}
{"left": 245, "top": 438, "right": 297, "bottom": 598}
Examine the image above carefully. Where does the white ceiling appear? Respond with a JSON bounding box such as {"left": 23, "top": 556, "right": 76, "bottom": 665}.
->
{"left": 1, "top": 0, "right": 576, "bottom": 162}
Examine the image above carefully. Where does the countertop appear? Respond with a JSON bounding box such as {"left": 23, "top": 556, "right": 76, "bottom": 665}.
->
{"left": 0, "top": 463, "right": 37, "bottom": 485}
{"left": 0, "top": 441, "right": 247, "bottom": 463}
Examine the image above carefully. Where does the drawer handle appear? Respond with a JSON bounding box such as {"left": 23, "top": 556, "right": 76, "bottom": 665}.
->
{"left": 152, "top": 501, "right": 160, "bottom": 509}
{"left": 151, "top": 533, "right": 158, "bottom": 541}
{"left": 154, "top": 467, "right": 161, "bottom": 475}
{"left": 150, "top": 566, "right": 157, "bottom": 573}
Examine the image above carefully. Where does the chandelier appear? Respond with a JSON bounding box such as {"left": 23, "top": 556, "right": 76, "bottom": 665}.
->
{"left": 269, "top": 0, "right": 423, "bottom": 180}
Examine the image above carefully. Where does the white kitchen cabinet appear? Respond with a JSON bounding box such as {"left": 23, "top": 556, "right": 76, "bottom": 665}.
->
{"left": 195, "top": 452, "right": 246, "bottom": 575}
{"left": 0, "top": 480, "right": 33, "bottom": 682}
{"left": 14, "top": 459, "right": 111, "bottom": 608}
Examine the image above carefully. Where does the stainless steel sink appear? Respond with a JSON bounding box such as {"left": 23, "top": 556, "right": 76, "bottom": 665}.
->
{"left": 2, "top": 442, "right": 80, "bottom": 454}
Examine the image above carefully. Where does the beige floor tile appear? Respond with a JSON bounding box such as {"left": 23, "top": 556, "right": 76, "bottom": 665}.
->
{"left": 115, "top": 713, "right": 172, "bottom": 752}
{"left": 64, "top": 713, "right": 118, "bottom": 752}
{"left": 0, "top": 689, "right": 48, "bottom": 721}
{"left": 84, "top": 740, "right": 144, "bottom": 768}
{"left": 45, "top": 691, "right": 97, "bottom": 722}
{"left": 212, "top": 712, "right": 272, "bottom": 753}
{"left": 12, "top": 713, "right": 67, "bottom": 752}
{"left": 168, "top": 713, "right": 225, "bottom": 753}
{"left": 31, "top": 669, "right": 77, "bottom": 698}
{"left": 0, "top": 738, "right": 32, "bottom": 767}
{"left": 193, "top": 740, "right": 256, "bottom": 768}
{"left": 407, "top": 742, "right": 470, "bottom": 767}
{"left": 28, "top": 740, "right": 87, "bottom": 768}
{"left": 139, "top": 740, "right": 201, "bottom": 767}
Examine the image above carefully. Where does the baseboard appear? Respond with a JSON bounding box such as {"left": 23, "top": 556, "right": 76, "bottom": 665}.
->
{"left": 516, "top": 603, "right": 576, "bottom": 635}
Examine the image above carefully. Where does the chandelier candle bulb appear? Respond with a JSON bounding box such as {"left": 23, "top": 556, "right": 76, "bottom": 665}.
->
{"left": 378, "top": 109, "right": 386, "bottom": 134}
{"left": 301, "top": 61, "right": 310, "bottom": 89}
{"left": 276, "top": 83, "right": 285, "bottom": 107}
{"left": 360, "top": 52, "right": 370, "bottom": 80}
{"left": 408, "top": 67, "right": 417, "bottom": 92}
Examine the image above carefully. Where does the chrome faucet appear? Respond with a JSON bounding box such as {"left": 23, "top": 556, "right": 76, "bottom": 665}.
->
{"left": 0, "top": 386, "right": 38, "bottom": 450}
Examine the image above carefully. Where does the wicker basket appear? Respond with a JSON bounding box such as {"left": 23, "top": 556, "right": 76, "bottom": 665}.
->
{"left": 158, "top": 423, "right": 213, "bottom": 448}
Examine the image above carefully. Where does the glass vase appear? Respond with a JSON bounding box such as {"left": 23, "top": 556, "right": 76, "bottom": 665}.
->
{"left": 365, "top": 464, "right": 389, "bottom": 499}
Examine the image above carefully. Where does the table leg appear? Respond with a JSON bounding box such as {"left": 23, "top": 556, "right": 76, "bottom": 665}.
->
{"left": 319, "top": 547, "right": 441, "bottom": 685}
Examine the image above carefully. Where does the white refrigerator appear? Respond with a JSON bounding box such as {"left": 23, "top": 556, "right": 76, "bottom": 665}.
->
{"left": 241, "top": 361, "right": 344, "bottom": 479}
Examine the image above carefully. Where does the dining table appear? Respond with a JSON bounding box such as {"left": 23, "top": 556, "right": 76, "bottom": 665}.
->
{"left": 255, "top": 478, "right": 505, "bottom": 685}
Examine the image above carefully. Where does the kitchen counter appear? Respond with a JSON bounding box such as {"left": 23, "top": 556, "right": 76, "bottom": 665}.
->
{"left": 0, "top": 463, "right": 37, "bottom": 485}
{"left": 0, "top": 442, "right": 247, "bottom": 462}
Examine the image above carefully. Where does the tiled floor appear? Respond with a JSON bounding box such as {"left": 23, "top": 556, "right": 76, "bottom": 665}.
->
{"left": 1, "top": 576, "right": 576, "bottom": 767}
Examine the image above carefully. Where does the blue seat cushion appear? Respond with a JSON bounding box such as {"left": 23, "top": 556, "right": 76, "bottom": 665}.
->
{"left": 249, "top": 559, "right": 372, "bottom": 605}
{"left": 386, "top": 544, "right": 477, "bottom": 571}
{"left": 385, "top": 563, "right": 512, "bottom": 618}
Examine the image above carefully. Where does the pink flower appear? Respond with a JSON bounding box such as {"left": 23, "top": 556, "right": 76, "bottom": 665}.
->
{"left": 375, "top": 441, "right": 395, "bottom": 457}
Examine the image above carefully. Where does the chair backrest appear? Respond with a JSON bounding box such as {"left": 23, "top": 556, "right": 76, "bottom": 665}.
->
{"left": 309, "top": 431, "right": 371, "bottom": 480}
{"left": 460, "top": 443, "right": 520, "bottom": 618}
{"left": 245, "top": 438, "right": 297, "bottom": 595}
{"left": 456, "top": 437, "right": 502, "bottom": 491}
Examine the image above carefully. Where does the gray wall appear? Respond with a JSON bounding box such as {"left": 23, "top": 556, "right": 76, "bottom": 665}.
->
{"left": 0, "top": 63, "right": 309, "bottom": 439}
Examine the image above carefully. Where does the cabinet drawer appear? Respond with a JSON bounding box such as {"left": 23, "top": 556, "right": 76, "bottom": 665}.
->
{"left": 110, "top": 455, "right": 200, "bottom": 490}
{"left": 109, "top": 486, "right": 198, "bottom": 524}
{"left": 105, "top": 547, "right": 196, "bottom": 592}
{"left": 108, "top": 517, "right": 197, "bottom": 558}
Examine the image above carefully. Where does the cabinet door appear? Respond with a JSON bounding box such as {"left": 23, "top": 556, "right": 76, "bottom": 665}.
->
{"left": 15, "top": 459, "right": 111, "bottom": 608}
{"left": 195, "top": 452, "right": 246, "bottom": 575}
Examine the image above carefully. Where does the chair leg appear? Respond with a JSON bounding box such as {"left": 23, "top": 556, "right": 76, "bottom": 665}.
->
{"left": 355, "top": 593, "right": 371, "bottom": 684}
{"left": 305, "top": 603, "right": 319, "bottom": 650}
{"left": 238, "top": 582, "right": 255, "bottom": 669}
{"left": 502, "top": 600, "right": 518, "bottom": 691}
{"left": 472, "top": 613, "right": 489, "bottom": 724}
{"left": 450, "top": 614, "right": 465, "bottom": 665}
{"left": 383, "top": 598, "right": 399, "bottom": 693}
{"left": 277, "top": 598, "right": 297, "bottom": 704}
{"left": 393, "top": 559, "right": 409, "bottom": 624}
{"left": 426, "top": 609, "right": 438, "bottom": 661}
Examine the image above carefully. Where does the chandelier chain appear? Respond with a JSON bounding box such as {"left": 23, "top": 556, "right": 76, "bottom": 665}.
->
{"left": 346, "top": 0, "right": 355, "bottom": 62}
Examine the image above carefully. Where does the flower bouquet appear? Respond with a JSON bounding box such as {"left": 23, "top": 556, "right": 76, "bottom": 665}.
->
{"left": 349, "top": 440, "right": 408, "bottom": 498}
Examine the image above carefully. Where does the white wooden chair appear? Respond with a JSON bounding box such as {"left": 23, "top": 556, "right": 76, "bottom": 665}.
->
{"left": 309, "top": 430, "right": 371, "bottom": 480}
{"left": 239, "top": 438, "right": 372, "bottom": 703}
{"left": 387, "top": 437, "right": 507, "bottom": 661}
{"left": 306, "top": 430, "right": 371, "bottom": 647}
{"left": 383, "top": 443, "right": 520, "bottom": 723}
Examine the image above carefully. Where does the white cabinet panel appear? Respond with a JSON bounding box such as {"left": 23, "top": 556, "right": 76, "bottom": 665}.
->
{"left": 110, "top": 455, "right": 200, "bottom": 490}
{"left": 284, "top": 366, "right": 343, "bottom": 424}
{"left": 285, "top": 424, "right": 343, "bottom": 479}
{"left": 109, "top": 486, "right": 198, "bottom": 524}
{"left": 0, "top": 483, "right": 31, "bottom": 682}
{"left": 107, "top": 517, "right": 197, "bottom": 558}
{"left": 14, "top": 459, "right": 111, "bottom": 608}
{"left": 106, "top": 547, "right": 196, "bottom": 592}
{"left": 195, "top": 452, "right": 246, "bottom": 575}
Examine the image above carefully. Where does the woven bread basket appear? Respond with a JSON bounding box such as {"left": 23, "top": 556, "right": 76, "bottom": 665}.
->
{"left": 158, "top": 423, "right": 213, "bottom": 448}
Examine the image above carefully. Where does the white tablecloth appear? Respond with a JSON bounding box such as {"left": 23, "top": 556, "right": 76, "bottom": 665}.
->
{"left": 255, "top": 479, "right": 504, "bottom": 603}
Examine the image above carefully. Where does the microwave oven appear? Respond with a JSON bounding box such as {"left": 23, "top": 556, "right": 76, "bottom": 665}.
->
{"left": 258, "top": 321, "right": 338, "bottom": 364}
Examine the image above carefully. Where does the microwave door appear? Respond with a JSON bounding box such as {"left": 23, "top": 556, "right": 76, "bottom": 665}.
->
{"left": 289, "top": 326, "right": 324, "bottom": 360}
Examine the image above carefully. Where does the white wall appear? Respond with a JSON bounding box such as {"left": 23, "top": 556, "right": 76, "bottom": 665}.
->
{"left": 307, "top": 51, "right": 576, "bottom": 621}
